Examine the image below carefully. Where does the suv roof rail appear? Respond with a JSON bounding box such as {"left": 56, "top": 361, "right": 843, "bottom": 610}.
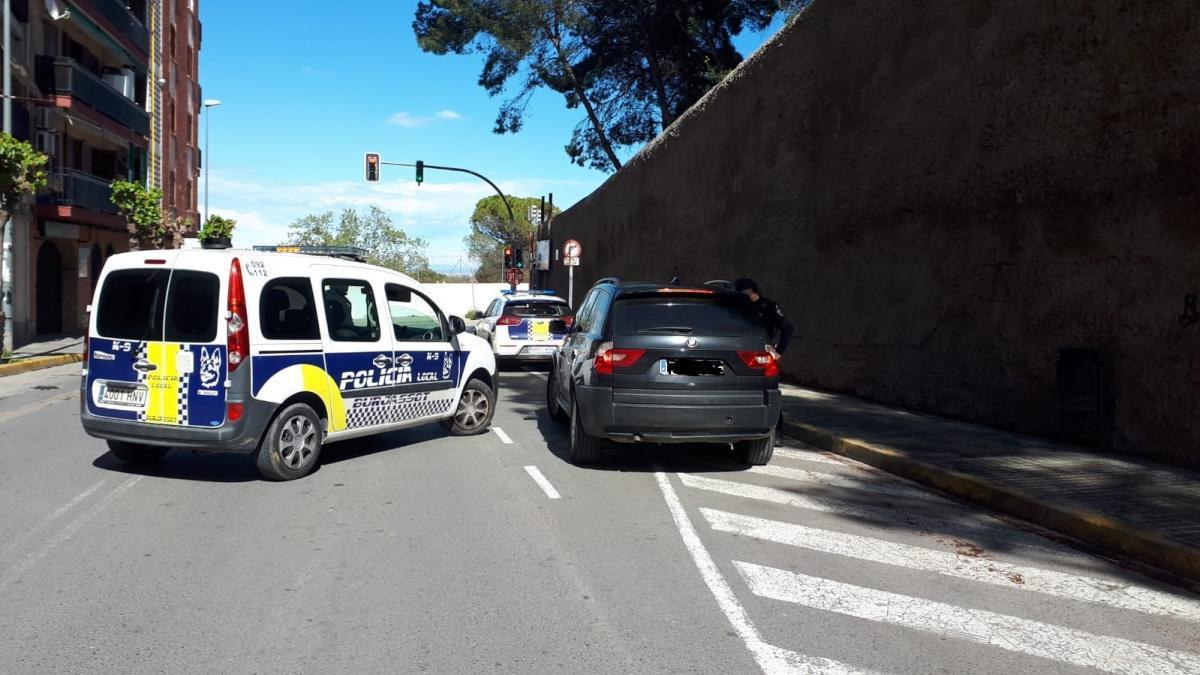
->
{"left": 595, "top": 276, "right": 621, "bottom": 286}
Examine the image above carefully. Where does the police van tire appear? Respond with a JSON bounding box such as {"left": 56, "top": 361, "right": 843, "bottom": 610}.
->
{"left": 568, "top": 401, "right": 603, "bottom": 465}
{"left": 442, "top": 379, "right": 496, "bottom": 436}
{"left": 107, "top": 440, "right": 168, "bottom": 466}
{"left": 256, "top": 403, "right": 323, "bottom": 481}
{"left": 546, "top": 371, "right": 568, "bottom": 423}
{"left": 735, "top": 429, "right": 775, "bottom": 466}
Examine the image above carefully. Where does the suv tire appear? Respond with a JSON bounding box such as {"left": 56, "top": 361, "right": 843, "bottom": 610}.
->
{"left": 568, "top": 400, "right": 603, "bottom": 465}
{"left": 735, "top": 429, "right": 775, "bottom": 466}
{"left": 546, "top": 371, "right": 568, "bottom": 424}
{"left": 256, "top": 403, "right": 323, "bottom": 481}
{"left": 107, "top": 440, "right": 168, "bottom": 466}
{"left": 442, "top": 378, "right": 496, "bottom": 436}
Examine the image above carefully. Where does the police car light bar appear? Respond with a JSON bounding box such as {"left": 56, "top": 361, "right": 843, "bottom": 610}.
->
{"left": 499, "top": 289, "right": 555, "bottom": 296}
{"left": 253, "top": 245, "right": 369, "bottom": 262}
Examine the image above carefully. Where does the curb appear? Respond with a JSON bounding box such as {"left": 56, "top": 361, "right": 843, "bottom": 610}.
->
{"left": 0, "top": 353, "right": 84, "bottom": 378}
{"left": 780, "top": 416, "right": 1200, "bottom": 583}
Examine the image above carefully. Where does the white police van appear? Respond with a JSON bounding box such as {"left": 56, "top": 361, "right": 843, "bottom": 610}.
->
{"left": 80, "top": 245, "right": 498, "bottom": 480}
{"left": 474, "top": 290, "right": 573, "bottom": 363}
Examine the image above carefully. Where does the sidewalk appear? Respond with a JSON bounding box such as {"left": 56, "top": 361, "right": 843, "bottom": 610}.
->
{"left": 0, "top": 335, "right": 85, "bottom": 376}
{"left": 778, "top": 384, "right": 1200, "bottom": 582}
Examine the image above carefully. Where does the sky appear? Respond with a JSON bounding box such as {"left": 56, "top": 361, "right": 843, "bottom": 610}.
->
{"left": 199, "top": 2, "right": 786, "bottom": 272}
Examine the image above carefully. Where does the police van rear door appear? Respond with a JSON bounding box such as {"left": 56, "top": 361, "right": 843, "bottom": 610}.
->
{"left": 86, "top": 252, "right": 229, "bottom": 428}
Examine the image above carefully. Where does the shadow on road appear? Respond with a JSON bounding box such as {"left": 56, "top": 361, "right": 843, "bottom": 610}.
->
{"left": 93, "top": 450, "right": 261, "bottom": 483}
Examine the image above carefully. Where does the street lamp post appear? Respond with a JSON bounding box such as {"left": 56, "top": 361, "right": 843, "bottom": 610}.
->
{"left": 202, "top": 99, "right": 221, "bottom": 229}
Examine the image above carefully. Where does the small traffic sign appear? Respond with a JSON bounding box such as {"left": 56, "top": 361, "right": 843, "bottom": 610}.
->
{"left": 564, "top": 256, "right": 580, "bottom": 266}
{"left": 506, "top": 268, "right": 524, "bottom": 285}
{"left": 563, "top": 239, "right": 582, "bottom": 259}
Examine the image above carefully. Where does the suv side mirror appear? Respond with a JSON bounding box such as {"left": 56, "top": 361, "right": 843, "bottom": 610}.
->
{"left": 549, "top": 319, "right": 568, "bottom": 334}
{"left": 448, "top": 315, "right": 467, "bottom": 335}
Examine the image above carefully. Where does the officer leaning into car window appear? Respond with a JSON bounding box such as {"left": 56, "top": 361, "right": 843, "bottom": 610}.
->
{"left": 734, "top": 278, "right": 794, "bottom": 359}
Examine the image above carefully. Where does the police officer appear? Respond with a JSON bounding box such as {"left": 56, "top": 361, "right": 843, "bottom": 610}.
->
{"left": 734, "top": 278, "right": 793, "bottom": 357}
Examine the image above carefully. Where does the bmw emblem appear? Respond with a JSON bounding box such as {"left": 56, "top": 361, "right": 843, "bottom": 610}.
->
{"left": 686, "top": 337, "right": 698, "bottom": 348}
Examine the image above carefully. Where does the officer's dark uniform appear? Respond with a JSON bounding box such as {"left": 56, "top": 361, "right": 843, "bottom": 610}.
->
{"left": 750, "top": 296, "right": 794, "bottom": 354}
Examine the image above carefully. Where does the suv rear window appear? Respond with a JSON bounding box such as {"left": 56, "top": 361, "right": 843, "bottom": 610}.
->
{"left": 505, "top": 301, "right": 571, "bottom": 318}
{"left": 96, "top": 268, "right": 220, "bottom": 342}
{"left": 613, "top": 295, "right": 764, "bottom": 338}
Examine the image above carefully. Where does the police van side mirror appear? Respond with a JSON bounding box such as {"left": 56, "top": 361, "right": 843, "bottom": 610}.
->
{"left": 549, "top": 319, "right": 568, "bottom": 333}
{"left": 448, "top": 316, "right": 467, "bottom": 335}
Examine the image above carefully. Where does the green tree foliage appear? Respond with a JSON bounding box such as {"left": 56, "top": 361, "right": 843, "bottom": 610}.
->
{"left": 198, "top": 214, "right": 237, "bottom": 241}
{"left": 286, "top": 206, "right": 433, "bottom": 277}
{"left": 110, "top": 180, "right": 189, "bottom": 250}
{"left": 463, "top": 195, "right": 557, "bottom": 279}
{"left": 413, "top": 0, "right": 798, "bottom": 172}
{"left": 0, "top": 132, "right": 48, "bottom": 348}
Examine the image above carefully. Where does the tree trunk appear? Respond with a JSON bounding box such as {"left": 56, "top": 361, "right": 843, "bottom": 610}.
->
{"left": 544, "top": 21, "right": 623, "bottom": 171}
{"left": 638, "top": 12, "right": 675, "bottom": 130}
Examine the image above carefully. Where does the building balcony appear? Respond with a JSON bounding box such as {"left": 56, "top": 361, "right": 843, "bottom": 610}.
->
{"left": 38, "top": 170, "right": 120, "bottom": 216}
{"left": 92, "top": 0, "right": 150, "bottom": 55}
{"left": 36, "top": 56, "right": 149, "bottom": 138}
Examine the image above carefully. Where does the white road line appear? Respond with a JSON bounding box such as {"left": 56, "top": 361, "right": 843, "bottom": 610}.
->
{"left": 749, "top": 464, "right": 940, "bottom": 502}
{"left": 736, "top": 562, "right": 1200, "bottom": 675}
{"left": 654, "top": 473, "right": 882, "bottom": 675}
{"left": 0, "top": 392, "right": 77, "bottom": 425}
{"left": 0, "top": 476, "right": 142, "bottom": 589}
{"left": 678, "top": 473, "right": 1056, "bottom": 553}
{"left": 0, "top": 479, "right": 110, "bottom": 560}
{"left": 775, "top": 447, "right": 847, "bottom": 466}
{"left": 703, "top": 508, "right": 1200, "bottom": 623}
{"left": 523, "top": 466, "right": 561, "bottom": 499}
{"left": 493, "top": 427, "right": 514, "bottom": 444}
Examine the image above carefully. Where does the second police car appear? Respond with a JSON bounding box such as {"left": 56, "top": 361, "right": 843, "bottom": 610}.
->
{"left": 475, "top": 290, "right": 574, "bottom": 364}
{"left": 80, "top": 244, "right": 498, "bottom": 481}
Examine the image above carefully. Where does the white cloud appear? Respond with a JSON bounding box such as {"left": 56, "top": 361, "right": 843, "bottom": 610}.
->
{"left": 207, "top": 171, "right": 589, "bottom": 263}
{"left": 388, "top": 110, "right": 466, "bottom": 127}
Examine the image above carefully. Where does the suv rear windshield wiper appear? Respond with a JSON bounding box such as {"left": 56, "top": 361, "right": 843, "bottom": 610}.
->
{"left": 637, "top": 326, "right": 695, "bottom": 334}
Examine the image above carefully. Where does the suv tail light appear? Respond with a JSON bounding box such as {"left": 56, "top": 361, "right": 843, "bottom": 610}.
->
{"left": 227, "top": 258, "right": 249, "bottom": 372}
{"left": 594, "top": 342, "right": 646, "bottom": 375}
{"left": 497, "top": 315, "right": 522, "bottom": 326}
{"left": 738, "top": 349, "right": 779, "bottom": 377}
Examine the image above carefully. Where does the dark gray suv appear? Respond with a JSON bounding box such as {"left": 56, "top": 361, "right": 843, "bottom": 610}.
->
{"left": 546, "top": 279, "right": 781, "bottom": 465}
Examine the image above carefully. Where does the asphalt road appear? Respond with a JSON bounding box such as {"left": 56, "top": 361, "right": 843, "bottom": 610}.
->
{"left": 1, "top": 364, "right": 1198, "bottom": 673}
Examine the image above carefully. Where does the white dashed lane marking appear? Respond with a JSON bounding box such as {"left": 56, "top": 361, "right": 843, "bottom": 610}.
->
{"left": 736, "top": 561, "right": 1200, "bottom": 675}
{"left": 493, "top": 427, "right": 514, "bottom": 444}
{"left": 523, "top": 466, "right": 561, "bottom": 500}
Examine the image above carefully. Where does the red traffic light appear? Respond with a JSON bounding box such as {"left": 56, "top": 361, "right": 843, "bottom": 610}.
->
{"left": 504, "top": 247, "right": 513, "bottom": 255}
{"left": 364, "top": 153, "right": 380, "bottom": 182}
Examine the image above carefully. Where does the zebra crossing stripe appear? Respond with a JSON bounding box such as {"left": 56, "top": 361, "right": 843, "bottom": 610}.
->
{"left": 677, "top": 473, "right": 1058, "bottom": 554}
{"left": 703, "top": 508, "right": 1200, "bottom": 623}
{"left": 735, "top": 561, "right": 1200, "bottom": 675}
{"left": 749, "top": 464, "right": 941, "bottom": 502}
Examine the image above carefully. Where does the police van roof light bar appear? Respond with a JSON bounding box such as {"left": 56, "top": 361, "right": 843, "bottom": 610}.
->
{"left": 253, "top": 245, "right": 369, "bottom": 262}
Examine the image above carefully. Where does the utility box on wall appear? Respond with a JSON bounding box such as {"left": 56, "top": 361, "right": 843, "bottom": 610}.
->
{"left": 1056, "top": 348, "right": 1110, "bottom": 446}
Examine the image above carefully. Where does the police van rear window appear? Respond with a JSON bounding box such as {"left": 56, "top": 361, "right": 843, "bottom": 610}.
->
{"left": 97, "top": 269, "right": 220, "bottom": 342}
{"left": 505, "top": 301, "right": 571, "bottom": 318}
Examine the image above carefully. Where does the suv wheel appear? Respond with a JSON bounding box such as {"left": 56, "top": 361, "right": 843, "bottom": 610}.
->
{"left": 735, "top": 429, "right": 775, "bottom": 466}
{"left": 568, "top": 400, "right": 604, "bottom": 465}
{"left": 442, "top": 378, "right": 496, "bottom": 436}
{"left": 256, "top": 403, "right": 323, "bottom": 481}
{"left": 107, "top": 440, "right": 168, "bottom": 466}
{"left": 546, "top": 371, "right": 568, "bottom": 424}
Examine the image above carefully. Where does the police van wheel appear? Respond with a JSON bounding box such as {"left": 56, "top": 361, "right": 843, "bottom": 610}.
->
{"left": 567, "top": 401, "right": 603, "bottom": 465}
{"left": 107, "top": 440, "right": 168, "bottom": 466}
{"left": 546, "top": 371, "right": 568, "bottom": 424}
{"left": 442, "top": 379, "right": 496, "bottom": 436}
{"left": 256, "top": 403, "right": 323, "bottom": 481}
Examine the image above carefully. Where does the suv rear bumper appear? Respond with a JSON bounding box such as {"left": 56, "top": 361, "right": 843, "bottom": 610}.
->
{"left": 576, "top": 385, "right": 781, "bottom": 444}
{"left": 80, "top": 395, "right": 275, "bottom": 453}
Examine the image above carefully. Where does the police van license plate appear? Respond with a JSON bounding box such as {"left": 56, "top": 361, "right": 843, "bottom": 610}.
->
{"left": 100, "top": 383, "right": 147, "bottom": 408}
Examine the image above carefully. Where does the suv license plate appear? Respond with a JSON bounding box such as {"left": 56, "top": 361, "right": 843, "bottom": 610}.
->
{"left": 100, "top": 384, "right": 147, "bottom": 408}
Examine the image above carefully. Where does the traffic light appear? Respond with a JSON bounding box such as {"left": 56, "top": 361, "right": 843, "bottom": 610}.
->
{"left": 364, "top": 153, "right": 380, "bottom": 182}
{"left": 513, "top": 247, "right": 524, "bottom": 269}
{"left": 503, "top": 246, "right": 514, "bottom": 269}
{"left": 415, "top": 160, "right": 424, "bottom": 185}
